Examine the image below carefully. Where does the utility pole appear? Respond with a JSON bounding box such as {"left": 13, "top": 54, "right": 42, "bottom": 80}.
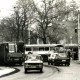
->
{"left": 28, "top": 29, "right": 30, "bottom": 44}
{"left": 77, "top": 10, "right": 80, "bottom": 61}
{"left": 70, "top": 36, "right": 72, "bottom": 44}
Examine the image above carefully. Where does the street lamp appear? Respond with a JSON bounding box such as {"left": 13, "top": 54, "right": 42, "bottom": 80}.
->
{"left": 28, "top": 29, "right": 30, "bottom": 44}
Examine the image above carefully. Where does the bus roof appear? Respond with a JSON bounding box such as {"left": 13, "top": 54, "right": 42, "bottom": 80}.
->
{"left": 65, "top": 44, "right": 78, "bottom": 47}
{"left": 24, "top": 44, "right": 57, "bottom": 47}
{"left": 55, "top": 44, "right": 64, "bottom": 47}
{"left": 24, "top": 44, "right": 78, "bottom": 48}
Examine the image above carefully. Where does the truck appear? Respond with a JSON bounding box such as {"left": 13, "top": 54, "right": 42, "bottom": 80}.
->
{"left": 0, "top": 42, "right": 24, "bottom": 65}
{"left": 0, "top": 43, "right": 9, "bottom": 64}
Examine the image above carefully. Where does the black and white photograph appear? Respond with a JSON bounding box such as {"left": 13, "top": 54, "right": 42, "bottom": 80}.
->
{"left": 0, "top": 0, "right": 80, "bottom": 80}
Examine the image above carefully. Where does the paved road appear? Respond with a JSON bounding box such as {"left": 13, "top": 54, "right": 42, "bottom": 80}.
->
{"left": 1, "top": 61, "right": 80, "bottom": 80}
{"left": 0, "top": 63, "right": 57, "bottom": 80}
{"left": 52, "top": 60, "right": 80, "bottom": 80}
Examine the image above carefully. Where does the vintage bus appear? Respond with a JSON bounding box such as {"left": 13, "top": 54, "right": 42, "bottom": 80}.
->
{"left": 24, "top": 44, "right": 57, "bottom": 62}
{"left": 24, "top": 44, "right": 78, "bottom": 62}
{"left": 65, "top": 44, "right": 78, "bottom": 60}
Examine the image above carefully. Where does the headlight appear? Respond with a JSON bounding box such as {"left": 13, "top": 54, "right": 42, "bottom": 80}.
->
{"left": 25, "top": 63, "right": 28, "bottom": 65}
{"left": 48, "top": 57, "right": 51, "bottom": 60}
{"left": 39, "top": 63, "right": 43, "bottom": 67}
{"left": 24, "top": 63, "right": 28, "bottom": 67}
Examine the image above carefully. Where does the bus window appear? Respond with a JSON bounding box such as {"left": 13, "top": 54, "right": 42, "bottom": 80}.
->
{"left": 50, "top": 47, "right": 54, "bottom": 51}
{"left": 33, "top": 47, "right": 39, "bottom": 51}
{"left": 26, "top": 48, "right": 31, "bottom": 51}
{"left": 45, "top": 47, "right": 49, "bottom": 51}
{"left": 39, "top": 47, "right": 44, "bottom": 51}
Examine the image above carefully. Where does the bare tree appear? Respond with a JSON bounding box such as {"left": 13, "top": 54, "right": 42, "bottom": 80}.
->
{"left": 33, "top": 0, "right": 70, "bottom": 44}
{"left": 14, "top": 0, "right": 35, "bottom": 42}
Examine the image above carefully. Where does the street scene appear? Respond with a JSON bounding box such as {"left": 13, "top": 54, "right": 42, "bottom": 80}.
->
{"left": 0, "top": 60, "right": 80, "bottom": 80}
{"left": 0, "top": 0, "right": 80, "bottom": 80}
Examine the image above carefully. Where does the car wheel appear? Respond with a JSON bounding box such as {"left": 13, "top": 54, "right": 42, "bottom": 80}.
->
{"left": 55, "top": 62, "right": 57, "bottom": 66}
{"left": 19, "top": 62, "right": 22, "bottom": 65}
{"left": 48, "top": 62, "right": 50, "bottom": 65}
{"left": 65, "top": 63, "right": 67, "bottom": 66}
{"left": 67, "top": 63, "right": 70, "bottom": 66}
{"left": 51, "top": 62, "right": 53, "bottom": 65}
{"left": 65, "top": 63, "right": 70, "bottom": 66}
{"left": 40, "top": 69, "right": 42, "bottom": 73}
{"left": 25, "top": 69, "right": 27, "bottom": 73}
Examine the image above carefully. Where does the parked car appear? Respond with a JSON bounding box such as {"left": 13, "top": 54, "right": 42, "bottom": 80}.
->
{"left": 24, "top": 54, "right": 43, "bottom": 73}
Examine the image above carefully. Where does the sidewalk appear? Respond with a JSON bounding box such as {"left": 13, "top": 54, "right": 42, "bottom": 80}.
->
{"left": 73, "top": 60, "right": 80, "bottom": 64}
{"left": 0, "top": 66, "right": 16, "bottom": 77}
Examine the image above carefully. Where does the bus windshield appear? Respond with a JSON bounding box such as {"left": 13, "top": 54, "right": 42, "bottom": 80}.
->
{"left": 27, "top": 55, "right": 42, "bottom": 60}
{"left": 26, "top": 48, "right": 31, "bottom": 51}
{"left": 55, "top": 45, "right": 65, "bottom": 53}
{"left": 9, "top": 44, "right": 15, "bottom": 53}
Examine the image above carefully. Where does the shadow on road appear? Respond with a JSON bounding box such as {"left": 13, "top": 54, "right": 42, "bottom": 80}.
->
{"left": 24, "top": 70, "right": 44, "bottom": 74}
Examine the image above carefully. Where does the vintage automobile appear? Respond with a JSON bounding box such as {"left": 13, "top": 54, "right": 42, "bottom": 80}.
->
{"left": 54, "top": 45, "right": 70, "bottom": 66}
{"left": 48, "top": 44, "right": 70, "bottom": 66}
{"left": 24, "top": 54, "right": 43, "bottom": 73}
{"left": 54, "top": 52, "right": 70, "bottom": 66}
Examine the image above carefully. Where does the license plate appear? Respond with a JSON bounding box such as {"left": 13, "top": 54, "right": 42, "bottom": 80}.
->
{"left": 62, "top": 60, "right": 66, "bottom": 62}
{"left": 15, "top": 59, "right": 19, "bottom": 61}
{"left": 29, "top": 66, "right": 36, "bottom": 68}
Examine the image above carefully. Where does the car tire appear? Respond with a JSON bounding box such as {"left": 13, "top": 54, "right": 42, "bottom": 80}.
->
{"left": 19, "top": 62, "right": 22, "bottom": 65}
{"left": 55, "top": 62, "right": 57, "bottom": 66}
{"left": 25, "top": 69, "right": 27, "bottom": 73}
{"left": 67, "top": 63, "right": 70, "bottom": 66}
{"left": 40, "top": 69, "right": 42, "bottom": 73}
{"left": 51, "top": 62, "right": 53, "bottom": 65}
{"left": 66, "top": 63, "right": 70, "bottom": 66}
{"left": 65, "top": 63, "right": 66, "bottom": 66}
{"left": 48, "top": 62, "right": 50, "bottom": 65}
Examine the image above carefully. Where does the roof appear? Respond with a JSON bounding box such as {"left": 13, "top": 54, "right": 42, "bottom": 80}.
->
{"left": 27, "top": 54, "right": 41, "bottom": 56}
{"left": 24, "top": 44, "right": 78, "bottom": 48}
{"left": 55, "top": 44, "right": 64, "bottom": 47}
{"left": 24, "top": 44, "right": 57, "bottom": 47}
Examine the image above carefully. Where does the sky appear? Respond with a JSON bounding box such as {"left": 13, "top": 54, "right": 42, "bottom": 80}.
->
{"left": 0, "top": 0, "right": 17, "bottom": 19}
{"left": 0, "top": 0, "right": 79, "bottom": 19}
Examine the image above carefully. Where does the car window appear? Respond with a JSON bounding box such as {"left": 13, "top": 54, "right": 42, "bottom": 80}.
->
{"left": 55, "top": 46, "right": 65, "bottom": 53}
{"left": 28, "top": 56, "right": 32, "bottom": 59}
{"left": 58, "top": 53, "right": 67, "bottom": 57}
{"left": 52, "top": 54, "right": 56, "bottom": 57}
{"left": 36, "top": 56, "right": 39, "bottom": 59}
{"left": 28, "top": 56, "right": 36, "bottom": 59}
{"left": 26, "top": 48, "right": 31, "bottom": 51}
{"left": 27, "top": 55, "right": 41, "bottom": 60}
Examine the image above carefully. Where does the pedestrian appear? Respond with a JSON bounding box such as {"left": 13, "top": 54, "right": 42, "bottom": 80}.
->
{"left": 67, "top": 49, "right": 71, "bottom": 59}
